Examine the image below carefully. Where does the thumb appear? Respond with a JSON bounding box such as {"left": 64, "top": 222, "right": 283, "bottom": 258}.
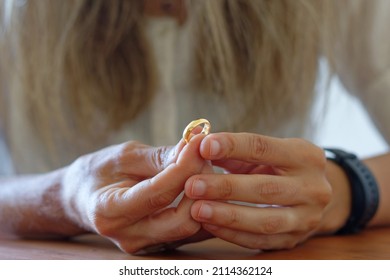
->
{"left": 111, "top": 135, "right": 208, "bottom": 220}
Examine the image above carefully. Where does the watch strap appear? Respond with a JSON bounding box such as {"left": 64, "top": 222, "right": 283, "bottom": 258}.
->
{"left": 324, "top": 148, "right": 379, "bottom": 234}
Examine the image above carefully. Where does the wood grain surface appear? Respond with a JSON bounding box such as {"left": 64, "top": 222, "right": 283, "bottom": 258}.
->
{"left": 0, "top": 227, "right": 389, "bottom": 260}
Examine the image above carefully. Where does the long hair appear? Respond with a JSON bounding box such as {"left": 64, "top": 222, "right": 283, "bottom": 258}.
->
{"left": 0, "top": 0, "right": 326, "bottom": 168}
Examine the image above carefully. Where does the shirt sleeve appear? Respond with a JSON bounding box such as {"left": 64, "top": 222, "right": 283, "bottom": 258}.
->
{"left": 331, "top": 0, "right": 390, "bottom": 145}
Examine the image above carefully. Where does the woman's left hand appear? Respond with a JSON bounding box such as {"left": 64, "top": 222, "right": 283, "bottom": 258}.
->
{"left": 184, "top": 132, "right": 341, "bottom": 250}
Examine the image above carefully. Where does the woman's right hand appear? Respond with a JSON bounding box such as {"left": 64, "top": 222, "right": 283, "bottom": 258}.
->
{"left": 60, "top": 135, "right": 209, "bottom": 253}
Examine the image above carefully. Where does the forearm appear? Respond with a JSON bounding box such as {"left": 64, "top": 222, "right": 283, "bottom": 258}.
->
{"left": 0, "top": 168, "right": 86, "bottom": 238}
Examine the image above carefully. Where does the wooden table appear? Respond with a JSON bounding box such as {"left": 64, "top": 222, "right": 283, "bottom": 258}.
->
{"left": 1, "top": 227, "right": 389, "bottom": 260}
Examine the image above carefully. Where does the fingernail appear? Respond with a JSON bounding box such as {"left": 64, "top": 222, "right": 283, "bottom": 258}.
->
{"left": 209, "top": 139, "right": 221, "bottom": 156}
{"left": 198, "top": 203, "right": 213, "bottom": 219}
{"left": 192, "top": 179, "right": 206, "bottom": 197}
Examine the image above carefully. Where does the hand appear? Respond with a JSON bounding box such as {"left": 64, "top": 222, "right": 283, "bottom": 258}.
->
{"left": 185, "top": 132, "right": 338, "bottom": 250}
{"left": 61, "top": 135, "right": 210, "bottom": 253}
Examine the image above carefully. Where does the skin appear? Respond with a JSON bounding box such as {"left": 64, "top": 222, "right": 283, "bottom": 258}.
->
{"left": 0, "top": 135, "right": 212, "bottom": 253}
{"left": 185, "top": 133, "right": 390, "bottom": 250}
{"left": 1, "top": 131, "right": 389, "bottom": 253}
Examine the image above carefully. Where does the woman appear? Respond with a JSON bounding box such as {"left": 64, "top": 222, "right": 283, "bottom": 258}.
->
{"left": 0, "top": 0, "right": 389, "bottom": 253}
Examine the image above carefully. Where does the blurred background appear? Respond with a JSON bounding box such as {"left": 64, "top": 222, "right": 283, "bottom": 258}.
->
{"left": 312, "top": 72, "right": 389, "bottom": 159}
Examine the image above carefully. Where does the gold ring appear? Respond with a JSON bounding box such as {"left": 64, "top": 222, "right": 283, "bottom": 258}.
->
{"left": 182, "top": 118, "right": 211, "bottom": 143}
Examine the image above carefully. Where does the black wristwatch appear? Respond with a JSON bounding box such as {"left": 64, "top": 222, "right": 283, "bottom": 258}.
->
{"left": 324, "top": 148, "right": 379, "bottom": 235}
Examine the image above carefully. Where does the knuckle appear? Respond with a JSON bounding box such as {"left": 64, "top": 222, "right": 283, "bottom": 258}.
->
{"left": 260, "top": 215, "right": 285, "bottom": 234}
{"left": 317, "top": 187, "right": 332, "bottom": 207}
{"left": 121, "top": 140, "right": 143, "bottom": 152}
{"left": 256, "top": 179, "right": 283, "bottom": 197}
{"left": 249, "top": 135, "right": 270, "bottom": 161}
{"left": 115, "top": 141, "right": 142, "bottom": 167}
{"left": 118, "top": 141, "right": 141, "bottom": 158}
{"left": 224, "top": 134, "right": 237, "bottom": 158}
{"left": 223, "top": 208, "right": 240, "bottom": 226}
{"left": 218, "top": 178, "right": 234, "bottom": 199}
{"left": 311, "top": 181, "right": 332, "bottom": 207}
{"left": 151, "top": 146, "right": 169, "bottom": 171}
{"left": 256, "top": 179, "right": 298, "bottom": 202}
{"left": 115, "top": 148, "right": 128, "bottom": 167}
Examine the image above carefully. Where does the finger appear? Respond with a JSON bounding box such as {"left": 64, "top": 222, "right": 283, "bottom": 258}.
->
{"left": 144, "top": 197, "right": 201, "bottom": 244}
{"left": 210, "top": 158, "right": 257, "bottom": 174}
{"left": 200, "top": 133, "right": 306, "bottom": 167}
{"left": 121, "top": 196, "right": 202, "bottom": 253}
{"left": 116, "top": 134, "right": 207, "bottom": 220}
{"left": 190, "top": 200, "right": 304, "bottom": 235}
{"left": 201, "top": 224, "right": 300, "bottom": 250}
{"left": 185, "top": 174, "right": 302, "bottom": 205}
{"left": 212, "top": 159, "right": 277, "bottom": 175}
{"left": 118, "top": 140, "right": 186, "bottom": 178}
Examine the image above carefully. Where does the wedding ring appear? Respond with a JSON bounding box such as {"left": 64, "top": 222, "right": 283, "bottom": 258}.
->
{"left": 182, "top": 118, "right": 211, "bottom": 143}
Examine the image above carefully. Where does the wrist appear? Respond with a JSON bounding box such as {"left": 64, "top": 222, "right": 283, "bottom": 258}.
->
{"left": 318, "top": 148, "right": 380, "bottom": 235}
{"left": 51, "top": 167, "right": 89, "bottom": 236}
{"left": 0, "top": 168, "right": 86, "bottom": 238}
{"left": 26, "top": 168, "right": 87, "bottom": 237}
{"left": 60, "top": 160, "right": 97, "bottom": 233}
{"left": 316, "top": 159, "right": 352, "bottom": 234}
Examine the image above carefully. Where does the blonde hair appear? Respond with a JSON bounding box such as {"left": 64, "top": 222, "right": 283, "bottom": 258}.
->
{"left": 0, "top": 0, "right": 327, "bottom": 167}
